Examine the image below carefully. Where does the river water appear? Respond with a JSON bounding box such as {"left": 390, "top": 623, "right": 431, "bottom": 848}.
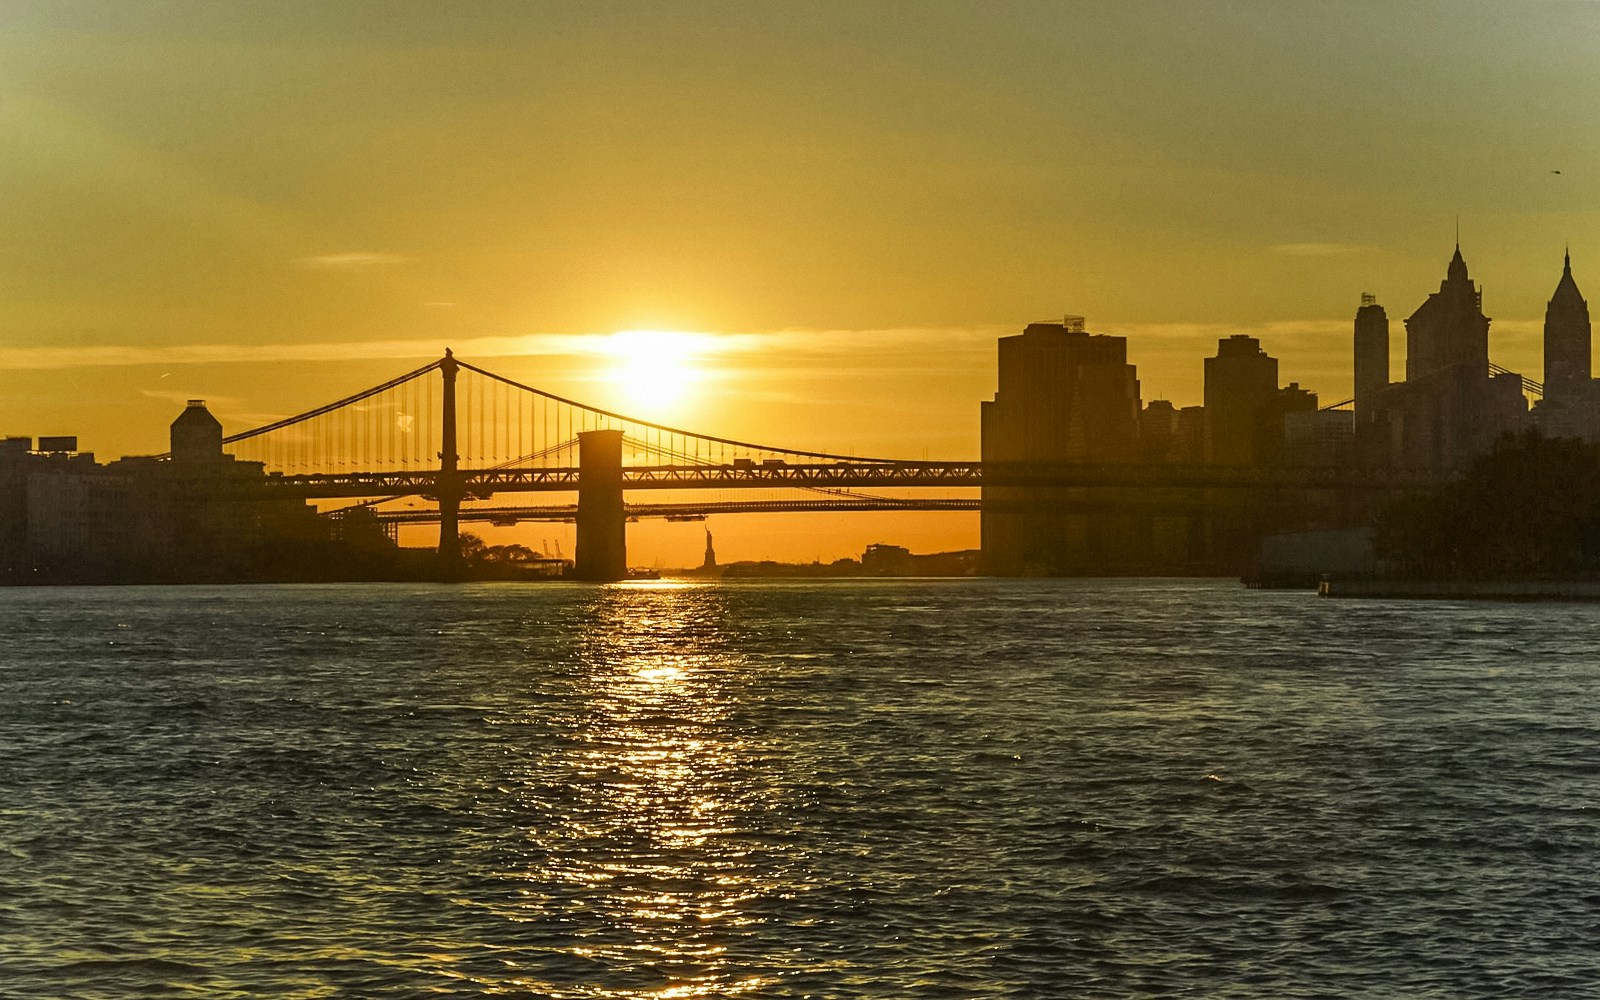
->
{"left": 2, "top": 579, "right": 1598, "bottom": 998}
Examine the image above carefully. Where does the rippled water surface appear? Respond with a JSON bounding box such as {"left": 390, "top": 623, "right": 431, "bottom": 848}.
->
{"left": 4, "top": 579, "right": 1600, "bottom": 998}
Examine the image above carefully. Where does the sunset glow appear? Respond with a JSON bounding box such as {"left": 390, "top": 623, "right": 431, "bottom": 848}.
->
{"left": 1, "top": 2, "right": 1596, "bottom": 566}
{"left": 601, "top": 331, "right": 712, "bottom": 416}
{"left": 2, "top": 7, "right": 1596, "bottom": 997}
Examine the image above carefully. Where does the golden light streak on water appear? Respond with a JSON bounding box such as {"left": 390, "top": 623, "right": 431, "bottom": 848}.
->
{"left": 470, "top": 584, "right": 775, "bottom": 997}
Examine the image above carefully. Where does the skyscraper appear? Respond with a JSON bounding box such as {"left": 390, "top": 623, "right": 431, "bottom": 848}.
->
{"left": 1369, "top": 245, "right": 1528, "bottom": 469}
{"left": 1543, "top": 249, "right": 1591, "bottom": 402}
{"left": 1203, "top": 334, "right": 1278, "bottom": 465}
{"left": 1532, "top": 251, "right": 1598, "bottom": 441}
{"left": 1406, "top": 244, "right": 1490, "bottom": 381}
{"left": 981, "top": 317, "right": 1141, "bottom": 467}
{"left": 1353, "top": 293, "right": 1389, "bottom": 425}
{"left": 980, "top": 316, "right": 1142, "bottom": 574}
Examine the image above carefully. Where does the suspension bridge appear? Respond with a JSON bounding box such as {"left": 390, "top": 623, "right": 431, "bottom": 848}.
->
{"left": 192, "top": 351, "right": 1429, "bottom": 580}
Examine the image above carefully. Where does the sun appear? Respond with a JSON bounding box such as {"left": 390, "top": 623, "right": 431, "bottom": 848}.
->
{"left": 603, "top": 330, "right": 708, "bottom": 415}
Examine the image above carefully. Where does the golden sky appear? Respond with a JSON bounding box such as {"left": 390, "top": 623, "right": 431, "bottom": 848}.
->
{"left": 3, "top": 1, "right": 1598, "bottom": 564}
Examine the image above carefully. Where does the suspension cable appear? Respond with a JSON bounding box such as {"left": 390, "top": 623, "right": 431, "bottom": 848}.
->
{"left": 455, "top": 358, "right": 901, "bottom": 464}
{"left": 221, "top": 359, "right": 443, "bottom": 445}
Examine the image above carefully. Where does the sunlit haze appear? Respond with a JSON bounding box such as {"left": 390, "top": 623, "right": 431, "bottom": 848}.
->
{"left": 3, "top": 1, "right": 1597, "bottom": 565}
{"left": 600, "top": 331, "right": 713, "bottom": 417}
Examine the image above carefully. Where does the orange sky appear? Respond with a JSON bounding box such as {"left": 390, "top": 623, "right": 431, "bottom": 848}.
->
{"left": 3, "top": 2, "right": 1598, "bottom": 564}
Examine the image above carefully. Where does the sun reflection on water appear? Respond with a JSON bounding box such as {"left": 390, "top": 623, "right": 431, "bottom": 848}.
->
{"left": 471, "top": 584, "right": 779, "bottom": 997}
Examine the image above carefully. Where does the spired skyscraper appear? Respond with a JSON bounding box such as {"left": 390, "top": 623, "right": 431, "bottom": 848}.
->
{"left": 1544, "top": 250, "right": 1591, "bottom": 401}
{"left": 1406, "top": 245, "right": 1490, "bottom": 381}
{"left": 1533, "top": 250, "right": 1597, "bottom": 439}
{"left": 1367, "top": 244, "right": 1529, "bottom": 469}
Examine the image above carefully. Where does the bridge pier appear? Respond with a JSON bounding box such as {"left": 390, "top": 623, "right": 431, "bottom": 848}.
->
{"left": 436, "top": 349, "right": 465, "bottom": 579}
{"left": 575, "top": 428, "right": 627, "bottom": 581}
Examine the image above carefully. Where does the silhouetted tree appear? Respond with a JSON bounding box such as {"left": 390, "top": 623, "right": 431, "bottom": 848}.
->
{"left": 455, "top": 532, "right": 548, "bottom": 579}
{"left": 1377, "top": 430, "right": 1600, "bottom": 579}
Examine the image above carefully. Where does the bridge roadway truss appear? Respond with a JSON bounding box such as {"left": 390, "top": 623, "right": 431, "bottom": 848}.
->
{"left": 365, "top": 489, "right": 1359, "bottom": 527}
{"left": 369, "top": 498, "right": 984, "bottom": 525}
{"left": 264, "top": 460, "right": 1434, "bottom": 500}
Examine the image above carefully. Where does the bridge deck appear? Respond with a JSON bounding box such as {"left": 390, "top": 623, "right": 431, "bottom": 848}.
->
{"left": 266, "top": 462, "right": 1435, "bottom": 500}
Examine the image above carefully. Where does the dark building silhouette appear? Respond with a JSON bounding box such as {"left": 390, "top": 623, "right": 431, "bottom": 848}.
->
{"left": 1174, "top": 405, "right": 1206, "bottom": 463}
{"left": 1543, "top": 250, "right": 1590, "bottom": 399}
{"left": 0, "top": 438, "right": 35, "bottom": 580}
{"left": 1139, "top": 400, "right": 1179, "bottom": 462}
{"left": 1, "top": 404, "right": 412, "bottom": 584}
{"left": 1353, "top": 294, "right": 1389, "bottom": 426}
{"left": 1198, "top": 343, "right": 1323, "bottom": 566}
{"left": 1407, "top": 245, "right": 1489, "bottom": 381}
{"left": 1369, "top": 245, "right": 1528, "bottom": 469}
{"left": 1284, "top": 408, "right": 1354, "bottom": 466}
{"left": 171, "top": 399, "right": 224, "bottom": 463}
{"left": 860, "top": 542, "right": 914, "bottom": 575}
{"left": 1262, "top": 383, "right": 1320, "bottom": 465}
{"left": 981, "top": 317, "right": 1141, "bottom": 465}
{"left": 1534, "top": 251, "right": 1600, "bottom": 440}
{"left": 981, "top": 316, "right": 1144, "bottom": 574}
{"left": 1203, "top": 335, "right": 1278, "bottom": 465}
{"left": 972, "top": 242, "right": 1562, "bottom": 577}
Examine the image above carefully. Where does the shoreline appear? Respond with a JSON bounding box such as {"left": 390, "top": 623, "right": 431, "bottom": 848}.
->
{"left": 1319, "top": 578, "right": 1600, "bottom": 601}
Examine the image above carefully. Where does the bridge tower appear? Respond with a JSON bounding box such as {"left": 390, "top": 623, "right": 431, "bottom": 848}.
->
{"left": 437, "top": 349, "right": 464, "bottom": 576}
{"left": 575, "top": 428, "right": 627, "bottom": 581}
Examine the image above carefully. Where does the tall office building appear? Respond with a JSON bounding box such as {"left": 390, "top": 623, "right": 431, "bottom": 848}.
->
{"left": 980, "top": 317, "right": 1142, "bottom": 574}
{"left": 1406, "top": 244, "right": 1489, "bottom": 381}
{"left": 1139, "top": 400, "right": 1179, "bottom": 462}
{"left": 1544, "top": 250, "right": 1591, "bottom": 402}
{"left": 1533, "top": 251, "right": 1599, "bottom": 440}
{"left": 1353, "top": 294, "right": 1389, "bottom": 425}
{"left": 1370, "top": 245, "right": 1528, "bottom": 469}
{"left": 1203, "top": 335, "right": 1278, "bottom": 465}
{"left": 981, "top": 318, "right": 1141, "bottom": 465}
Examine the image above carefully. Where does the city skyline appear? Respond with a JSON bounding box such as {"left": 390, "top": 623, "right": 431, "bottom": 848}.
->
{"left": 0, "top": 240, "right": 1574, "bottom": 569}
{"left": 3, "top": 236, "right": 1587, "bottom": 572}
{"left": 3, "top": 240, "right": 1585, "bottom": 448}
{"left": 4, "top": 1, "right": 1598, "bottom": 564}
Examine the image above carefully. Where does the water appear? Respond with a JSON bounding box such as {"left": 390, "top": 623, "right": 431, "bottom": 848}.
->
{"left": 3, "top": 579, "right": 1599, "bottom": 998}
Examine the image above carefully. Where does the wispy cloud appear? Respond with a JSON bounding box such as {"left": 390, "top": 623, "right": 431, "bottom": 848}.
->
{"left": 137, "top": 388, "right": 245, "bottom": 408}
{"left": 0, "top": 340, "right": 441, "bottom": 371}
{"left": 0, "top": 318, "right": 1550, "bottom": 379}
{"left": 1106, "top": 319, "right": 1351, "bottom": 345}
{"left": 295, "top": 252, "right": 412, "bottom": 271}
{"left": 0, "top": 328, "right": 1007, "bottom": 372}
{"left": 1270, "top": 242, "right": 1362, "bottom": 256}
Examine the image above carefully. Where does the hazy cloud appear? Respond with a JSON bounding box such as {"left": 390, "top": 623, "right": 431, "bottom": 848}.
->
{"left": 0, "top": 328, "right": 1005, "bottom": 372}
{"left": 0, "top": 321, "right": 1548, "bottom": 408}
{"left": 295, "top": 252, "right": 412, "bottom": 271}
{"left": 1106, "top": 319, "right": 1350, "bottom": 345}
{"left": 137, "top": 388, "right": 245, "bottom": 408}
{"left": 0, "top": 341, "right": 440, "bottom": 371}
